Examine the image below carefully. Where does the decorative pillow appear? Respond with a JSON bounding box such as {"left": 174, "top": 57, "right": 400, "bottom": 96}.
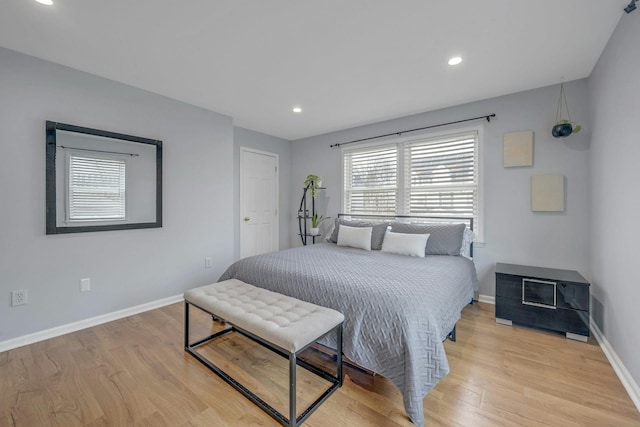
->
{"left": 381, "top": 230, "right": 430, "bottom": 257}
{"left": 322, "top": 221, "right": 336, "bottom": 243}
{"left": 337, "top": 225, "right": 373, "bottom": 251}
{"left": 460, "top": 227, "right": 475, "bottom": 258}
{"left": 388, "top": 222, "right": 466, "bottom": 255}
{"left": 329, "top": 218, "right": 388, "bottom": 250}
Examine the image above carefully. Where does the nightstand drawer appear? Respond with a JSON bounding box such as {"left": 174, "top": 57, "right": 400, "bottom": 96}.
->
{"left": 496, "top": 274, "right": 589, "bottom": 312}
{"left": 496, "top": 296, "right": 589, "bottom": 336}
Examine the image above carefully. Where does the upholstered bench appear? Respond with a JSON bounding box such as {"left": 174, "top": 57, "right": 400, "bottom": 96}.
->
{"left": 184, "top": 279, "right": 344, "bottom": 427}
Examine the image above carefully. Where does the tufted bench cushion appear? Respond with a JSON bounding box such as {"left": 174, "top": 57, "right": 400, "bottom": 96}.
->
{"left": 184, "top": 279, "right": 344, "bottom": 353}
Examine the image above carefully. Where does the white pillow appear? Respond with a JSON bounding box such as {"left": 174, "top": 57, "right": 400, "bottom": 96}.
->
{"left": 337, "top": 225, "right": 373, "bottom": 251}
{"left": 381, "top": 230, "right": 430, "bottom": 257}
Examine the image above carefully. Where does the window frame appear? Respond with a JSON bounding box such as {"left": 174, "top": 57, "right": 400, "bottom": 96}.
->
{"left": 342, "top": 124, "right": 484, "bottom": 242}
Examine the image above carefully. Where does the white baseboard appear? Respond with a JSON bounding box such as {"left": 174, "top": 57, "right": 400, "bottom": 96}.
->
{"left": 477, "top": 293, "right": 495, "bottom": 304}
{"left": 0, "top": 294, "right": 184, "bottom": 353}
{"left": 590, "top": 317, "right": 640, "bottom": 413}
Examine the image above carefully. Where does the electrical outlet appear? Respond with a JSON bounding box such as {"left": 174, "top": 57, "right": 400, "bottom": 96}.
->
{"left": 11, "top": 290, "right": 27, "bottom": 307}
{"left": 205, "top": 257, "right": 213, "bottom": 269}
{"left": 80, "top": 278, "right": 91, "bottom": 292}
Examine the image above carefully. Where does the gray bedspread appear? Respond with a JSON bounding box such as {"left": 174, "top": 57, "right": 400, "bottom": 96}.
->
{"left": 219, "top": 243, "right": 478, "bottom": 426}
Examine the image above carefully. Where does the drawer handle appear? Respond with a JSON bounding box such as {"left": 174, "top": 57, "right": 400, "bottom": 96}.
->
{"left": 522, "top": 278, "right": 557, "bottom": 309}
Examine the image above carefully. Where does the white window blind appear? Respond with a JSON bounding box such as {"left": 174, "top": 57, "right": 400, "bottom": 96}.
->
{"left": 68, "top": 155, "right": 126, "bottom": 221}
{"left": 405, "top": 132, "right": 477, "bottom": 219}
{"left": 343, "top": 145, "right": 398, "bottom": 215}
{"left": 342, "top": 127, "right": 482, "bottom": 238}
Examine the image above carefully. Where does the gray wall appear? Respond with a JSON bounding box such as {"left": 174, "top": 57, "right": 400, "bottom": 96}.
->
{"left": 588, "top": 14, "right": 640, "bottom": 385}
{"left": 233, "top": 127, "right": 292, "bottom": 259}
{"left": 292, "top": 80, "right": 591, "bottom": 298}
{"left": 0, "top": 47, "right": 235, "bottom": 341}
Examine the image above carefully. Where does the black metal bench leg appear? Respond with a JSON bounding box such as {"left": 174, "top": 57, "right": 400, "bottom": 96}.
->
{"left": 184, "top": 301, "right": 190, "bottom": 349}
{"left": 337, "top": 325, "right": 343, "bottom": 386}
{"left": 290, "top": 352, "right": 297, "bottom": 427}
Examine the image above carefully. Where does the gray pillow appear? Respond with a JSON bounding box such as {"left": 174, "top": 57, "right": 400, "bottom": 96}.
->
{"left": 388, "top": 222, "right": 466, "bottom": 255}
{"left": 329, "top": 218, "right": 389, "bottom": 250}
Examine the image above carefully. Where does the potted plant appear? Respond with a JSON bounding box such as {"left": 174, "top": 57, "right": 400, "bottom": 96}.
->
{"left": 309, "top": 213, "right": 330, "bottom": 236}
{"left": 304, "top": 174, "right": 323, "bottom": 199}
{"left": 552, "top": 82, "right": 582, "bottom": 138}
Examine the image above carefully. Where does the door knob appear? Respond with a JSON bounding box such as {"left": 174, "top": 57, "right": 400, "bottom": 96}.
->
{"left": 244, "top": 217, "right": 250, "bottom": 222}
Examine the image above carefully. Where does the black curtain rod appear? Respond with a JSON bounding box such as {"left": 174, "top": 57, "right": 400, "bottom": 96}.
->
{"left": 329, "top": 113, "right": 496, "bottom": 148}
{"left": 57, "top": 145, "right": 139, "bottom": 157}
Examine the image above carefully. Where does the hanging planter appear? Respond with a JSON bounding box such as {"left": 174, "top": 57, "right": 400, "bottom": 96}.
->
{"left": 552, "top": 82, "right": 582, "bottom": 138}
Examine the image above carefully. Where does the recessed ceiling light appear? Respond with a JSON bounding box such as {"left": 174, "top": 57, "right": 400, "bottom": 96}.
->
{"left": 448, "top": 56, "right": 463, "bottom": 66}
{"left": 292, "top": 106, "right": 302, "bottom": 114}
{"left": 35, "top": 0, "right": 53, "bottom": 5}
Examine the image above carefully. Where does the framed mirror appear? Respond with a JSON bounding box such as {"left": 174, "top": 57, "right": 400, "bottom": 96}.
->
{"left": 45, "top": 121, "right": 162, "bottom": 234}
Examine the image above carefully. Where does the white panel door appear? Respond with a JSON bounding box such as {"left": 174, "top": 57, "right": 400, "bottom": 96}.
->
{"left": 240, "top": 148, "right": 279, "bottom": 258}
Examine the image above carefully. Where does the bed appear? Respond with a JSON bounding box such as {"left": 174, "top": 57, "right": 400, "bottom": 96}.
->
{"left": 219, "top": 215, "right": 478, "bottom": 426}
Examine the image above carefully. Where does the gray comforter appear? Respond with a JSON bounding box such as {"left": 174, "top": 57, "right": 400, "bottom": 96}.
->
{"left": 219, "top": 243, "right": 478, "bottom": 426}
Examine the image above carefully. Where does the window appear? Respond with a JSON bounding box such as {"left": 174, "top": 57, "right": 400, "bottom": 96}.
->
{"left": 343, "top": 145, "right": 398, "bottom": 215}
{"left": 404, "top": 132, "right": 477, "bottom": 218}
{"left": 67, "top": 154, "right": 126, "bottom": 221}
{"left": 343, "top": 126, "right": 483, "bottom": 240}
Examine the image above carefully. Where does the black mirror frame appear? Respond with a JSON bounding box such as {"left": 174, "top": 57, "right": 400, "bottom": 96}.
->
{"left": 45, "top": 121, "right": 163, "bottom": 234}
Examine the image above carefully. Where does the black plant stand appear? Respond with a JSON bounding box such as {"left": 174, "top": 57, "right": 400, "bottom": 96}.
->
{"left": 297, "top": 182, "right": 325, "bottom": 245}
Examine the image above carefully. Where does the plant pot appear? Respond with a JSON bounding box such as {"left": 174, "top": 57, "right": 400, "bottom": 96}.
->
{"left": 316, "top": 179, "right": 323, "bottom": 188}
{"left": 552, "top": 123, "right": 573, "bottom": 138}
{"left": 309, "top": 227, "right": 320, "bottom": 236}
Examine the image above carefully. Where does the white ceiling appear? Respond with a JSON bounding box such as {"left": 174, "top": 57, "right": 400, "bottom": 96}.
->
{"left": 0, "top": 1, "right": 627, "bottom": 140}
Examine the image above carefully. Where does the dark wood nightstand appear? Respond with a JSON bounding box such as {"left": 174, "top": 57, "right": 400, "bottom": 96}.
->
{"left": 495, "top": 263, "right": 590, "bottom": 341}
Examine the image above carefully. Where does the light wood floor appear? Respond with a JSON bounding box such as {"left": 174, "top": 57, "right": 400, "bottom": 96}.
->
{"left": 1, "top": 302, "right": 639, "bottom": 426}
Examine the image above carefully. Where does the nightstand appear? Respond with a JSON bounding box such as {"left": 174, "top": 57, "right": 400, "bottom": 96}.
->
{"left": 495, "top": 263, "right": 590, "bottom": 341}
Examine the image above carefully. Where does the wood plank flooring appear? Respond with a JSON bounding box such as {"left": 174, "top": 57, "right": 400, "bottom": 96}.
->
{"left": 1, "top": 302, "right": 639, "bottom": 426}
